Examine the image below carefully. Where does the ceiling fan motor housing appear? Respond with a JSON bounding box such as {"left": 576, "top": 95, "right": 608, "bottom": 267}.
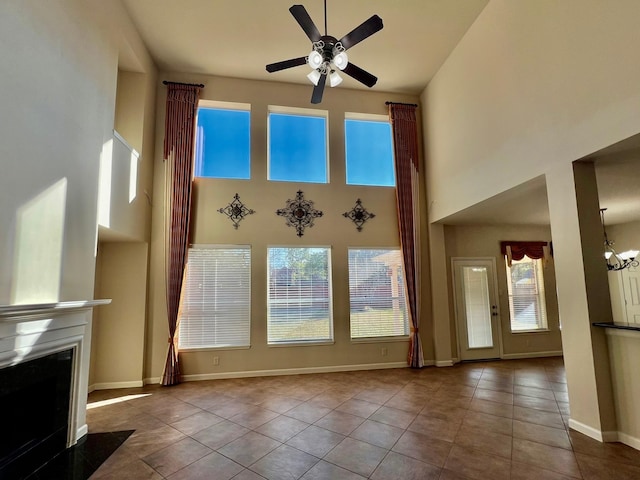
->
{"left": 320, "top": 35, "right": 338, "bottom": 61}
{"left": 310, "top": 36, "right": 339, "bottom": 72}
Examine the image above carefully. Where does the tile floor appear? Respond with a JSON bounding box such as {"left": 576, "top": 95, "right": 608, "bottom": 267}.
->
{"left": 85, "top": 357, "right": 640, "bottom": 479}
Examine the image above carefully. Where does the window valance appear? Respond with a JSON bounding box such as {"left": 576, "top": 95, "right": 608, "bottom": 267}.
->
{"left": 500, "top": 241, "right": 551, "bottom": 267}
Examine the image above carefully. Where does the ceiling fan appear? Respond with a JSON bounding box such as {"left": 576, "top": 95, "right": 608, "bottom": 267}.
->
{"left": 266, "top": 1, "right": 383, "bottom": 104}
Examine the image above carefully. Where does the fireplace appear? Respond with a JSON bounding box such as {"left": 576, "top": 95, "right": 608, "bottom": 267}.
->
{"left": 0, "top": 300, "right": 109, "bottom": 479}
{"left": 0, "top": 349, "right": 74, "bottom": 478}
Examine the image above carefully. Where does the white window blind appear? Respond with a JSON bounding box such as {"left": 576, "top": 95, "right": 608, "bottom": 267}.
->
{"left": 267, "top": 247, "right": 333, "bottom": 344}
{"left": 348, "top": 249, "right": 409, "bottom": 339}
{"left": 178, "top": 246, "right": 251, "bottom": 349}
{"left": 462, "top": 266, "right": 493, "bottom": 348}
{"left": 506, "top": 256, "right": 548, "bottom": 331}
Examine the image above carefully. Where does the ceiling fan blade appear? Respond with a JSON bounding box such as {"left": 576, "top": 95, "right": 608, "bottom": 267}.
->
{"left": 311, "top": 73, "right": 327, "bottom": 104}
{"left": 290, "top": 5, "right": 322, "bottom": 43}
{"left": 343, "top": 63, "right": 378, "bottom": 88}
{"left": 338, "top": 15, "right": 383, "bottom": 50}
{"left": 266, "top": 57, "right": 307, "bottom": 73}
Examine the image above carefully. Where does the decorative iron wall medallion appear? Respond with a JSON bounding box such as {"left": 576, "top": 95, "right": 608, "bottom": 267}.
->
{"left": 343, "top": 198, "right": 375, "bottom": 231}
{"left": 276, "top": 190, "right": 323, "bottom": 237}
{"left": 218, "top": 193, "right": 255, "bottom": 229}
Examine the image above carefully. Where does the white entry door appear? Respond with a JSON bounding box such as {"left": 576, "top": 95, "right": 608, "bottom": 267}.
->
{"left": 452, "top": 258, "right": 502, "bottom": 361}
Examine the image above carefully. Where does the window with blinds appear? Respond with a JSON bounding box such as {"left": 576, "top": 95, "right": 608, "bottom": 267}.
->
{"left": 506, "top": 256, "right": 548, "bottom": 331}
{"left": 178, "top": 246, "right": 251, "bottom": 349}
{"left": 267, "top": 247, "right": 333, "bottom": 344}
{"left": 348, "top": 248, "right": 409, "bottom": 339}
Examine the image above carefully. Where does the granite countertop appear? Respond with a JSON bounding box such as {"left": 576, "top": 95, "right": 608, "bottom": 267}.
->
{"left": 593, "top": 322, "right": 640, "bottom": 332}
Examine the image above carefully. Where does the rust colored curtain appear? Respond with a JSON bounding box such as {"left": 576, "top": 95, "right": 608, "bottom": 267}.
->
{"left": 500, "top": 241, "right": 551, "bottom": 267}
{"left": 161, "top": 82, "right": 202, "bottom": 386}
{"left": 389, "top": 103, "right": 424, "bottom": 368}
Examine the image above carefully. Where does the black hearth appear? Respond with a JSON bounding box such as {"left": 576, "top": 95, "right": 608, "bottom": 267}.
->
{"left": 0, "top": 349, "right": 73, "bottom": 479}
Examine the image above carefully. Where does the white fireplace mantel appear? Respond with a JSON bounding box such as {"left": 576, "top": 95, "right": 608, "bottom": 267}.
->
{"left": 0, "top": 299, "right": 111, "bottom": 322}
{"left": 0, "top": 299, "right": 111, "bottom": 448}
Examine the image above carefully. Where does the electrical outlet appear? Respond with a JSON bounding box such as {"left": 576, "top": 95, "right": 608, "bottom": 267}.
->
{"left": 213, "top": 356, "right": 220, "bottom": 366}
{"left": 381, "top": 348, "right": 388, "bottom": 357}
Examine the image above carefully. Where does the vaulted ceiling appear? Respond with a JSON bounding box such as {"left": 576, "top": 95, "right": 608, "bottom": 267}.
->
{"left": 121, "top": 0, "right": 489, "bottom": 94}
{"left": 120, "top": 0, "right": 640, "bottom": 227}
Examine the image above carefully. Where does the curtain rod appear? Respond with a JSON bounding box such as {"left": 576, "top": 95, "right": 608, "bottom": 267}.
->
{"left": 385, "top": 101, "right": 418, "bottom": 107}
{"left": 163, "top": 80, "right": 205, "bottom": 88}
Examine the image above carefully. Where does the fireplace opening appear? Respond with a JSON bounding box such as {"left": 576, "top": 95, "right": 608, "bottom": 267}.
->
{"left": 0, "top": 348, "right": 73, "bottom": 479}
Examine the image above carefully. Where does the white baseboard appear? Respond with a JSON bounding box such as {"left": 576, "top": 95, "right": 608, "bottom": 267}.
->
{"left": 568, "top": 418, "right": 607, "bottom": 442}
{"left": 180, "top": 362, "right": 408, "bottom": 382}
{"left": 144, "top": 377, "right": 161, "bottom": 385}
{"left": 92, "top": 380, "right": 144, "bottom": 390}
{"left": 502, "top": 350, "right": 563, "bottom": 360}
{"left": 435, "top": 360, "right": 454, "bottom": 367}
{"left": 602, "top": 430, "right": 620, "bottom": 443}
{"left": 76, "top": 424, "right": 88, "bottom": 442}
{"left": 617, "top": 432, "right": 640, "bottom": 450}
{"left": 88, "top": 384, "right": 95, "bottom": 394}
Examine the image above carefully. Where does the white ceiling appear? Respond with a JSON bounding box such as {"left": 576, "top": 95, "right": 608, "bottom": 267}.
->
{"left": 121, "top": 0, "right": 489, "bottom": 94}
{"left": 119, "top": 0, "right": 640, "bottom": 228}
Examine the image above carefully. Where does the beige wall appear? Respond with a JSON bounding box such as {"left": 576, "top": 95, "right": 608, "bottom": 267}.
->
{"left": 99, "top": 66, "right": 157, "bottom": 244}
{"left": 115, "top": 71, "right": 146, "bottom": 153}
{"left": 92, "top": 242, "right": 148, "bottom": 388}
{"left": 0, "top": 1, "right": 116, "bottom": 304}
{"left": 0, "top": 0, "right": 156, "bottom": 436}
{"left": 146, "top": 74, "right": 428, "bottom": 380}
{"left": 608, "top": 221, "right": 640, "bottom": 253}
{"left": 422, "top": 0, "right": 640, "bottom": 443}
{"left": 443, "top": 224, "right": 562, "bottom": 358}
{"left": 0, "top": 0, "right": 157, "bottom": 303}
{"left": 423, "top": 0, "right": 640, "bottom": 223}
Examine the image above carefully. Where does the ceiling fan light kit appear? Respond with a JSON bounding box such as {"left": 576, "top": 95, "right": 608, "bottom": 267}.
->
{"left": 329, "top": 71, "right": 343, "bottom": 87}
{"left": 308, "top": 49, "right": 323, "bottom": 69}
{"left": 307, "top": 69, "right": 322, "bottom": 85}
{"left": 333, "top": 50, "right": 348, "bottom": 70}
{"left": 266, "top": 1, "right": 383, "bottom": 104}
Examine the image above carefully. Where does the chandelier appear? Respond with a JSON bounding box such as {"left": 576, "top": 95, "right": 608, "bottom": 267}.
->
{"left": 600, "top": 208, "right": 639, "bottom": 271}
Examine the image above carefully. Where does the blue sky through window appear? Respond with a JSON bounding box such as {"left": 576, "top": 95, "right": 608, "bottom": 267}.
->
{"left": 345, "top": 119, "right": 395, "bottom": 186}
{"left": 195, "top": 107, "right": 250, "bottom": 179}
{"left": 269, "top": 113, "right": 327, "bottom": 183}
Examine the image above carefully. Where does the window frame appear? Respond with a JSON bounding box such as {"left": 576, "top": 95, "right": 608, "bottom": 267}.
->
{"left": 267, "top": 105, "right": 329, "bottom": 184}
{"left": 344, "top": 112, "right": 395, "bottom": 187}
{"left": 177, "top": 244, "right": 252, "bottom": 351}
{"left": 266, "top": 246, "right": 334, "bottom": 346}
{"left": 505, "top": 255, "right": 549, "bottom": 333}
{"left": 347, "top": 247, "right": 410, "bottom": 341}
{"left": 194, "top": 100, "right": 252, "bottom": 180}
